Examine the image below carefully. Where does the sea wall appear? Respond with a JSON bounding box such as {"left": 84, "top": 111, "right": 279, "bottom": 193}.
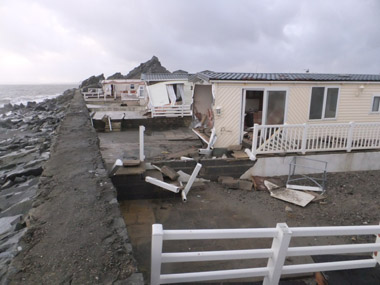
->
{"left": 3, "top": 90, "right": 142, "bottom": 284}
{"left": 0, "top": 89, "right": 75, "bottom": 281}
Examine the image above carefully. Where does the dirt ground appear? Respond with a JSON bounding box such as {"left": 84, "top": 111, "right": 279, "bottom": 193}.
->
{"left": 120, "top": 169, "right": 380, "bottom": 283}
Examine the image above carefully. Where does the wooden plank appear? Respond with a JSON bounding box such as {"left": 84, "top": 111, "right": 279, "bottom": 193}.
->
{"left": 145, "top": 170, "right": 163, "bottom": 181}
{"left": 231, "top": 151, "right": 249, "bottom": 159}
{"left": 192, "top": 128, "right": 210, "bottom": 144}
{"left": 123, "top": 159, "right": 141, "bottom": 167}
{"left": 160, "top": 165, "right": 180, "bottom": 181}
{"left": 270, "top": 188, "right": 315, "bottom": 207}
{"left": 115, "top": 162, "right": 146, "bottom": 176}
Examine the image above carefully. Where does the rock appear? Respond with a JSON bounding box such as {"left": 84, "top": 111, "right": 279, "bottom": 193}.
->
{"left": 173, "top": 70, "right": 188, "bottom": 74}
{"left": 26, "top": 101, "right": 37, "bottom": 108}
{"left": 125, "top": 56, "right": 170, "bottom": 79}
{"left": 285, "top": 206, "right": 293, "bottom": 213}
{"left": 80, "top": 74, "right": 105, "bottom": 89}
{"left": 218, "top": 176, "right": 239, "bottom": 189}
{"left": 1, "top": 180, "right": 13, "bottom": 190}
{"left": 107, "top": 72, "right": 126, "bottom": 80}
{"left": 6, "top": 166, "right": 43, "bottom": 181}
{"left": 238, "top": 179, "right": 253, "bottom": 191}
{"left": 13, "top": 176, "right": 27, "bottom": 183}
{"left": 251, "top": 176, "right": 268, "bottom": 191}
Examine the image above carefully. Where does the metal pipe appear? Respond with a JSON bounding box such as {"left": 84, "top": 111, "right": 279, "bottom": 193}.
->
{"left": 139, "top": 125, "right": 145, "bottom": 161}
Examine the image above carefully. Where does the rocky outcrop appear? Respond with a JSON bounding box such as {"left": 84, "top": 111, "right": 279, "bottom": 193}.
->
{"left": 80, "top": 74, "right": 105, "bottom": 90}
{"left": 125, "top": 56, "right": 170, "bottom": 79}
{"left": 173, "top": 69, "right": 188, "bottom": 74}
{"left": 106, "top": 72, "right": 126, "bottom": 80}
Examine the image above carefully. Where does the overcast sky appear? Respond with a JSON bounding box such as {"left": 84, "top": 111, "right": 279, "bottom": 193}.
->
{"left": 0, "top": 0, "right": 379, "bottom": 84}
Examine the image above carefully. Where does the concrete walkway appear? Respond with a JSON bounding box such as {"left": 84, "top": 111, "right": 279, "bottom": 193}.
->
{"left": 7, "top": 91, "right": 142, "bottom": 284}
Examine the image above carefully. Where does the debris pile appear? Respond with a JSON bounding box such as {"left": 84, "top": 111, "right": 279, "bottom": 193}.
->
{"left": 145, "top": 163, "right": 205, "bottom": 202}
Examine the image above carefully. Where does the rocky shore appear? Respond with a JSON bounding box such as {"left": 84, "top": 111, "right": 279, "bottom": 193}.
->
{"left": 0, "top": 89, "right": 75, "bottom": 282}
{"left": 2, "top": 90, "right": 140, "bottom": 284}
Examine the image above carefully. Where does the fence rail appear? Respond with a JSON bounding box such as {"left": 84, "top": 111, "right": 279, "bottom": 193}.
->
{"left": 151, "top": 223, "right": 380, "bottom": 284}
{"left": 151, "top": 105, "right": 192, "bottom": 118}
{"left": 245, "top": 122, "right": 380, "bottom": 160}
{"left": 81, "top": 88, "right": 115, "bottom": 101}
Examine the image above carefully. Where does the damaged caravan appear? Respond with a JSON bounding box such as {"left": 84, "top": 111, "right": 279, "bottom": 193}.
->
{"left": 101, "top": 79, "right": 147, "bottom": 106}
{"left": 142, "top": 73, "right": 193, "bottom": 117}
{"left": 191, "top": 71, "right": 380, "bottom": 159}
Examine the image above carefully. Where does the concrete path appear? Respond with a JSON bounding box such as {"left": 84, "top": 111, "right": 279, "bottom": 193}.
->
{"left": 7, "top": 91, "right": 142, "bottom": 284}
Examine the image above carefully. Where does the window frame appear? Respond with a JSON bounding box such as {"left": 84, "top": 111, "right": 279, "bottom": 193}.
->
{"left": 370, "top": 95, "right": 380, "bottom": 113}
{"left": 138, "top": 85, "right": 145, "bottom": 98}
{"left": 308, "top": 86, "right": 340, "bottom": 121}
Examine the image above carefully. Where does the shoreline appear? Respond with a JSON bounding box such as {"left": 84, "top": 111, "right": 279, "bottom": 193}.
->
{"left": 1, "top": 89, "right": 141, "bottom": 284}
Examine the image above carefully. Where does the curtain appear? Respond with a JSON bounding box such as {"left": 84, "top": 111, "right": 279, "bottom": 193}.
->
{"left": 166, "top": 85, "right": 177, "bottom": 106}
{"left": 177, "top": 84, "right": 185, "bottom": 104}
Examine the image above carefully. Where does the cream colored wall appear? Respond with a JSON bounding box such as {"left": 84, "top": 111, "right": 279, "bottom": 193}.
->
{"left": 286, "top": 83, "right": 380, "bottom": 124}
{"left": 213, "top": 82, "right": 380, "bottom": 148}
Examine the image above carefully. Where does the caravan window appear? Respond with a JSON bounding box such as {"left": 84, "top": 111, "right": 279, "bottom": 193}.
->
{"left": 138, "top": 86, "right": 145, "bottom": 98}
{"left": 371, "top": 96, "right": 380, "bottom": 112}
{"left": 166, "top": 84, "right": 185, "bottom": 104}
{"left": 309, "top": 87, "right": 339, "bottom": 120}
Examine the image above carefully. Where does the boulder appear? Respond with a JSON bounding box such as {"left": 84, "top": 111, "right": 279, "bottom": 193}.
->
{"left": 80, "top": 74, "right": 105, "bottom": 89}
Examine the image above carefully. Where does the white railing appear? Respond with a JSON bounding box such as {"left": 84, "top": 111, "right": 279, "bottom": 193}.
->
{"left": 151, "top": 223, "right": 380, "bottom": 284}
{"left": 151, "top": 105, "right": 192, "bottom": 118}
{"left": 245, "top": 122, "right": 380, "bottom": 160}
{"left": 81, "top": 88, "right": 114, "bottom": 101}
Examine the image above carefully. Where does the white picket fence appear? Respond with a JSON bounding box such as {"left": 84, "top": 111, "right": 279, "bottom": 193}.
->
{"left": 151, "top": 105, "right": 192, "bottom": 118}
{"left": 151, "top": 223, "right": 380, "bottom": 284}
{"left": 246, "top": 122, "right": 380, "bottom": 160}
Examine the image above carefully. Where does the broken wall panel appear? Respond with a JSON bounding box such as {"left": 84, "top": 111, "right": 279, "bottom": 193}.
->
{"left": 193, "top": 85, "right": 214, "bottom": 128}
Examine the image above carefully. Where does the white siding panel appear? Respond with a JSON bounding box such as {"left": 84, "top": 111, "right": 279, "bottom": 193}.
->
{"left": 213, "top": 84, "right": 242, "bottom": 147}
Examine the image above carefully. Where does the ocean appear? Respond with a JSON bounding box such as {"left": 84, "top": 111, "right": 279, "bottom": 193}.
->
{"left": 0, "top": 84, "right": 78, "bottom": 108}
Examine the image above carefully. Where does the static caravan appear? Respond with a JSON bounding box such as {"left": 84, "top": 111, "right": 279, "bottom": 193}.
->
{"left": 141, "top": 73, "right": 193, "bottom": 118}
{"left": 191, "top": 72, "right": 380, "bottom": 159}
{"left": 101, "top": 79, "right": 147, "bottom": 106}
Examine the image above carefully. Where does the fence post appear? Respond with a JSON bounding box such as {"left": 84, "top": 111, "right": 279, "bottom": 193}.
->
{"left": 373, "top": 222, "right": 380, "bottom": 265}
{"left": 139, "top": 125, "right": 145, "bottom": 161}
{"left": 301, "top": 123, "right": 308, "bottom": 154}
{"left": 263, "top": 223, "right": 292, "bottom": 285}
{"left": 151, "top": 224, "right": 164, "bottom": 285}
{"left": 347, "top": 121, "right": 355, "bottom": 152}
{"left": 251, "top": 124, "right": 259, "bottom": 160}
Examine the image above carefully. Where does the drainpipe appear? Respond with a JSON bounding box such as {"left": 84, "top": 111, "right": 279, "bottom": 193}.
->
{"left": 139, "top": 125, "right": 145, "bottom": 161}
{"left": 181, "top": 163, "right": 202, "bottom": 202}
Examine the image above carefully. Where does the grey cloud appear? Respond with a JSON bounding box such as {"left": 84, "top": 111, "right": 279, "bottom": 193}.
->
{"left": 0, "top": 0, "right": 380, "bottom": 83}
